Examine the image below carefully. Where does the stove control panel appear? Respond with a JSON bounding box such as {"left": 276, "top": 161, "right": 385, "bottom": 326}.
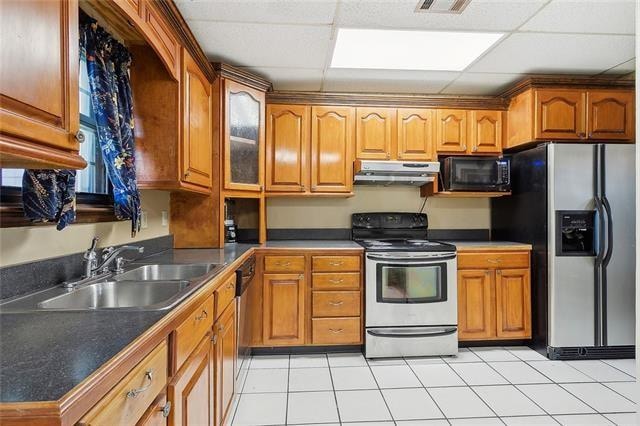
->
{"left": 352, "top": 213, "right": 428, "bottom": 229}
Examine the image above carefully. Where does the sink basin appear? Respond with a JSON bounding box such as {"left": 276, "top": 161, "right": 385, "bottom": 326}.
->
{"left": 114, "top": 263, "right": 221, "bottom": 281}
{"left": 38, "top": 280, "right": 190, "bottom": 310}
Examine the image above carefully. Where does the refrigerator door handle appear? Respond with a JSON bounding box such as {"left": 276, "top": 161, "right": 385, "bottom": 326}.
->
{"left": 602, "top": 196, "right": 613, "bottom": 267}
{"left": 594, "top": 196, "right": 606, "bottom": 264}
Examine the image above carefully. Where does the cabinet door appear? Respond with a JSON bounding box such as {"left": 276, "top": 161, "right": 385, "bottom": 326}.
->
{"left": 310, "top": 106, "right": 354, "bottom": 193}
{"left": 355, "top": 107, "right": 395, "bottom": 160}
{"left": 137, "top": 394, "right": 169, "bottom": 426}
{"left": 495, "top": 269, "right": 531, "bottom": 339}
{"left": 181, "top": 49, "right": 212, "bottom": 189}
{"left": 535, "top": 89, "right": 585, "bottom": 140}
{"left": 168, "top": 335, "right": 212, "bottom": 426}
{"left": 224, "top": 80, "right": 265, "bottom": 191}
{"left": 587, "top": 90, "right": 634, "bottom": 140}
{"left": 0, "top": 0, "right": 84, "bottom": 169}
{"left": 457, "top": 270, "right": 495, "bottom": 340}
{"left": 469, "top": 110, "right": 502, "bottom": 154}
{"left": 266, "top": 104, "right": 309, "bottom": 192}
{"left": 436, "top": 109, "right": 468, "bottom": 153}
{"left": 214, "top": 302, "right": 236, "bottom": 426}
{"left": 397, "top": 109, "right": 434, "bottom": 161}
{"left": 263, "top": 273, "right": 306, "bottom": 345}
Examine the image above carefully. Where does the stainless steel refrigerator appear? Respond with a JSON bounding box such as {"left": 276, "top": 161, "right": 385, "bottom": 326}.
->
{"left": 492, "top": 143, "right": 635, "bottom": 360}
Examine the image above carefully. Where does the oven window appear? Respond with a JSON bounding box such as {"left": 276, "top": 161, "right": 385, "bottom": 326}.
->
{"left": 377, "top": 262, "right": 447, "bottom": 303}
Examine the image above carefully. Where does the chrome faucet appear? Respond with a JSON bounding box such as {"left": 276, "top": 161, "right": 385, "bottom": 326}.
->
{"left": 83, "top": 237, "right": 144, "bottom": 278}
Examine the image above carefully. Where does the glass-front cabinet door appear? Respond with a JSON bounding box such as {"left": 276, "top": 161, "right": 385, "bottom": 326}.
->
{"left": 224, "top": 80, "right": 265, "bottom": 191}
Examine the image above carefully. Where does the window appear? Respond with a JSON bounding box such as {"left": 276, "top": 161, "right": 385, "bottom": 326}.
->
{"left": 0, "top": 56, "right": 109, "bottom": 194}
{"left": 0, "top": 56, "right": 115, "bottom": 226}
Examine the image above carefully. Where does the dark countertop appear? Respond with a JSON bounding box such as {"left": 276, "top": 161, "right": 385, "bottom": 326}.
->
{"left": 0, "top": 240, "right": 359, "bottom": 403}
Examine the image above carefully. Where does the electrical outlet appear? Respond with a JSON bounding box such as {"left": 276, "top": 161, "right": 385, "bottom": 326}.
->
{"left": 161, "top": 211, "right": 168, "bottom": 226}
{"left": 140, "top": 211, "right": 148, "bottom": 229}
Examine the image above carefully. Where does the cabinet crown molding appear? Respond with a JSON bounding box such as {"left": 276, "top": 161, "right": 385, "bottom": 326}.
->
{"left": 212, "top": 62, "right": 273, "bottom": 92}
{"left": 499, "top": 74, "right": 635, "bottom": 99}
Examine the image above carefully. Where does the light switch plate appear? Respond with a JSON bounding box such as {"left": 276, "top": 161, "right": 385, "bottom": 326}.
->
{"left": 140, "top": 211, "right": 148, "bottom": 229}
{"left": 161, "top": 211, "right": 168, "bottom": 226}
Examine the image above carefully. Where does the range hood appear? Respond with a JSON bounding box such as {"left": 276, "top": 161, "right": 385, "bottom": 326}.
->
{"left": 354, "top": 160, "right": 440, "bottom": 186}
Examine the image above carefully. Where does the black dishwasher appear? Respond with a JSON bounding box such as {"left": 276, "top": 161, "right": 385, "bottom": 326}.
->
{"left": 235, "top": 254, "right": 255, "bottom": 387}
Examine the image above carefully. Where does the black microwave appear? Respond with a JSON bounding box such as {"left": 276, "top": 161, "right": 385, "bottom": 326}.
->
{"left": 441, "top": 157, "right": 510, "bottom": 192}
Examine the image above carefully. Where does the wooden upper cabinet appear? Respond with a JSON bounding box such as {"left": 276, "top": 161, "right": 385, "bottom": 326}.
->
{"left": 495, "top": 268, "right": 531, "bottom": 339}
{"left": 141, "top": 0, "right": 180, "bottom": 79}
{"left": 355, "top": 107, "right": 395, "bottom": 160}
{"left": 214, "top": 302, "right": 236, "bottom": 426}
{"left": 263, "top": 273, "right": 306, "bottom": 346}
{"left": 587, "top": 90, "right": 634, "bottom": 140}
{"left": 181, "top": 49, "right": 212, "bottom": 190}
{"left": 266, "top": 104, "right": 309, "bottom": 192}
{"left": 0, "top": 0, "right": 85, "bottom": 169}
{"left": 469, "top": 110, "right": 502, "bottom": 154}
{"left": 457, "top": 270, "right": 495, "bottom": 340}
{"left": 224, "top": 80, "right": 265, "bottom": 192}
{"left": 535, "top": 89, "right": 585, "bottom": 140}
{"left": 436, "top": 109, "right": 468, "bottom": 153}
{"left": 397, "top": 108, "right": 434, "bottom": 161}
{"left": 310, "top": 106, "right": 354, "bottom": 193}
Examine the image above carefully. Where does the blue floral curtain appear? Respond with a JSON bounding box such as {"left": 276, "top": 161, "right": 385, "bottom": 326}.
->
{"left": 22, "top": 170, "right": 76, "bottom": 230}
{"left": 80, "top": 13, "right": 141, "bottom": 236}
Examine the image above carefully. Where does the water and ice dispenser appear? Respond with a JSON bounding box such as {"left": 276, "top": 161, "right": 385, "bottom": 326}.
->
{"left": 556, "top": 211, "right": 595, "bottom": 256}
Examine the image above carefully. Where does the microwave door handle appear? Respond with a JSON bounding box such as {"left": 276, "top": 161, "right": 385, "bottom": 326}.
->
{"left": 367, "top": 327, "right": 457, "bottom": 338}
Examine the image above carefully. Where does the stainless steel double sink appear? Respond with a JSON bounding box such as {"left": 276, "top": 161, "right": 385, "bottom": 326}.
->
{"left": 0, "top": 263, "right": 224, "bottom": 312}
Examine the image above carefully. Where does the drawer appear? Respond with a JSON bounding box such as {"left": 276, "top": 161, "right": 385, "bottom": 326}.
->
{"left": 215, "top": 274, "right": 236, "bottom": 318}
{"left": 264, "top": 255, "right": 305, "bottom": 273}
{"left": 79, "top": 341, "right": 168, "bottom": 426}
{"left": 312, "top": 291, "right": 361, "bottom": 317}
{"left": 312, "top": 272, "right": 360, "bottom": 290}
{"left": 174, "top": 294, "right": 214, "bottom": 370}
{"left": 312, "top": 318, "right": 361, "bottom": 345}
{"left": 458, "top": 252, "right": 530, "bottom": 269}
{"left": 312, "top": 256, "right": 360, "bottom": 272}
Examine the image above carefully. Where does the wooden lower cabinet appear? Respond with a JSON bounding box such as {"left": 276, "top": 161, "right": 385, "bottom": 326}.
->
{"left": 137, "top": 394, "right": 170, "bottom": 426}
{"left": 263, "top": 273, "right": 306, "bottom": 345}
{"left": 214, "top": 302, "right": 236, "bottom": 426}
{"left": 457, "top": 251, "right": 531, "bottom": 341}
{"left": 168, "top": 334, "right": 213, "bottom": 426}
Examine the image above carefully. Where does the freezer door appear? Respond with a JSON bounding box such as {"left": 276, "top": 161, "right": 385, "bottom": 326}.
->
{"left": 548, "top": 144, "right": 596, "bottom": 347}
{"left": 603, "top": 144, "right": 636, "bottom": 346}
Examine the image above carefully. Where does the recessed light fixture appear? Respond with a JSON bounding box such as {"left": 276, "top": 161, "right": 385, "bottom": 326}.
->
{"left": 330, "top": 28, "right": 503, "bottom": 71}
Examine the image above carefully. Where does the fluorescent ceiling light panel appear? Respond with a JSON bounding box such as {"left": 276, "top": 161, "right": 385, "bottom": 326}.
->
{"left": 330, "top": 28, "right": 503, "bottom": 71}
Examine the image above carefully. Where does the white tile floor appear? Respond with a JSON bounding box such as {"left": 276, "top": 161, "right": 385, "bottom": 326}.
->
{"left": 229, "top": 347, "right": 636, "bottom": 426}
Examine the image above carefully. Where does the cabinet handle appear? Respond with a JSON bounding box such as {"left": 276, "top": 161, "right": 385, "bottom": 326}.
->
{"left": 162, "top": 401, "right": 172, "bottom": 418}
{"left": 276, "top": 261, "right": 291, "bottom": 267}
{"left": 301, "top": 185, "right": 306, "bottom": 191}
{"left": 184, "top": 170, "right": 191, "bottom": 178}
{"left": 472, "top": 146, "right": 478, "bottom": 152}
{"left": 588, "top": 132, "right": 593, "bottom": 138}
{"left": 227, "top": 283, "right": 234, "bottom": 290}
{"left": 386, "top": 153, "right": 391, "bottom": 159}
{"left": 195, "top": 310, "right": 208, "bottom": 321}
{"left": 219, "top": 324, "right": 224, "bottom": 332}
{"left": 328, "top": 301, "right": 344, "bottom": 306}
{"left": 486, "top": 258, "right": 502, "bottom": 264}
{"left": 462, "top": 145, "right": 467, "bottom": 151}
{"left": 211, "top": 334, "right": 218, "bottom": 344}
{"left": 329, "top": 278, "right": 344, "bottom": 284}
{"left": 329, "top": 328, "right": 343, "bottom": 334}
{"left": 497, "top": 270, "right": 502, "bottom": 275}
{"left": 126, "top": 370, "right": 153, "bottom": 398}
{"left": 329, "top": 261, "right": 344, "bottom": 267}
{"left": 75, "top": 130, "right": 86, "bottom": 143}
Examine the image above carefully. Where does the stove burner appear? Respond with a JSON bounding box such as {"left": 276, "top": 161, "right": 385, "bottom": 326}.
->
{"left": 407, "top": 239, "right": 440, "bottom": 246}
{"left": 364, "top": 240, "right": 393, "bottom": 246}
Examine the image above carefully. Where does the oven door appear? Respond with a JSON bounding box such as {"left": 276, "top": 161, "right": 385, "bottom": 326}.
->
{"left": 365, "top": 252, "right": 457, "bottom": 328}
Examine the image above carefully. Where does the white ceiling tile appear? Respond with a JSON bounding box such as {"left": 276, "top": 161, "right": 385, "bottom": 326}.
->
{"left": 187, "top": 21, "right": 332, "bottom": 68}
{"left": 603, "top": 58, "right": 636, "bottom": 75}
{"left": 336, "top": 0, "right": 547, "bottom": 31}
{"left": 240, "top": 67, "right": 324, "bottom": 90}
{"left": 520, "top": 0, "right": 636, "bottom": 34}
{"left": 467, "top": 33, "right": 635, "bottom": 74}
{"left": 441, "top": 73, "right": 523, "bottom": 95}
{"left": 322, "top": 68, "right": 459, "bottom": 93}
{"left": 175, "top": 0, "right": 338, "bottom": 25}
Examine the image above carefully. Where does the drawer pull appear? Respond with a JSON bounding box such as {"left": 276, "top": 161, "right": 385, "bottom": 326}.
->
{"left": 226, "top": 283, "right": 234, "bottom": 290}
{"left": 487, "top": 258, "right": 502, "bottom": 264}
{"left": 329, "top": 328, "right": 343, "bottom": 334}
{"left": 195, "top": 310, "right": 208, "bottom": 321}
{"left": 329, "top": 278, "right": 344, "bottom": 284}
{"left": 328, "top": 301, "right": 344, "bottom": 306}
{"left": 162, "top": 401, "right": 172, "bottom": 418}
{"left": 276, "top": 261, "right": 291, "bottom": 267}
{"left": 126, "top": 370, "right": 153, "bottom": 398}
{"left": 329, "top": 261, "right": 344, "bottom": 266}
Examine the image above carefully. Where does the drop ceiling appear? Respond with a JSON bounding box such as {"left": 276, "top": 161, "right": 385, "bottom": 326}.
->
{"left": 175, "top": 0, "right": 636, "bottom": 95}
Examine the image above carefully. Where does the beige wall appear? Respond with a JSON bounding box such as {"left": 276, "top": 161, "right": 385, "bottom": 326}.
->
{"left": 0, "top": 190, "right": 170, "bottom": 267}
{"left": 266, "top": 186, "right": 490, "bottom": 229}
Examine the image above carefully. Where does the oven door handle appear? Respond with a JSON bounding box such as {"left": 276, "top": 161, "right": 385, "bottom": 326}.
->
{"left": 366, "top": 254, "right": 456, "bottom": 262}
{"left": 367, "top": 327, "right": 457, "bottom": 338}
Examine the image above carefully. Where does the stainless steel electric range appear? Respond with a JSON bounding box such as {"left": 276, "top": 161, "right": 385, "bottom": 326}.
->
{"left": 352, "top": 213, "right": 458, "bottom": 358}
